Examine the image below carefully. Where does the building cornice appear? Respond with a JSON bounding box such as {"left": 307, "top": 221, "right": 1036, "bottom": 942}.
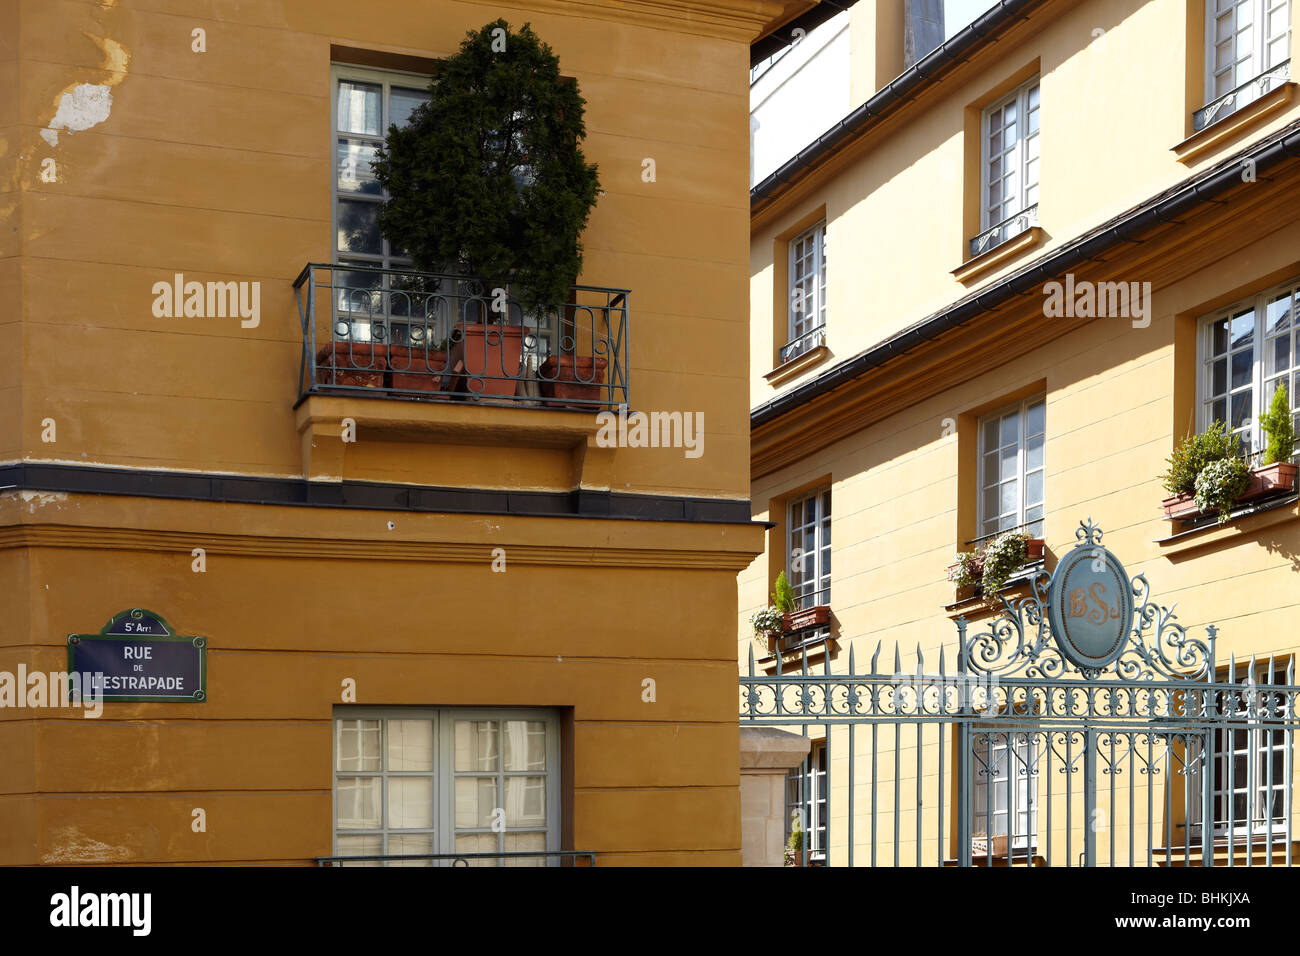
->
{"left": 501, "top": 0, "right": 812, "bottom": 42}
{"left": 0, "top": 523, "right": 759, "bottom": 571}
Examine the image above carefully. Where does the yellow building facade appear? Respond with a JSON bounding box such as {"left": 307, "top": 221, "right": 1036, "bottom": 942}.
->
{"left": 743, "top": 0, "right": 1300, "bottom": 866}
{"left": 0, "top": 0, "right": 811, "bottom": 866}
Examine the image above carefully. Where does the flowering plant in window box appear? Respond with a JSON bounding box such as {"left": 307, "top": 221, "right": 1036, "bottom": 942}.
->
{"left": 1161, "top": 412, "right": 1297, "bottom": 523}
{"left": 948, "top": 532, "right": 1041, "bottom": 602}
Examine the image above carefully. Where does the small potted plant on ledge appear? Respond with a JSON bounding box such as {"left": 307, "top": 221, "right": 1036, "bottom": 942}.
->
{"left": 750, "top": 571, "right": 798, "bottom": 655}
{"left": 784, "top": 818, "right": 805, "bottom": 868}
{"left": 1252, "top": 381, "right": 1298, "bottom": 496}
{"left": 387, "top": 335, "right": 449, "bottom": 394}
{"left": 948, "top": 531, "right": 1034, "bottom": 603}
{"left": 1161, "top": 420, "right": 1238, "bottom": 519}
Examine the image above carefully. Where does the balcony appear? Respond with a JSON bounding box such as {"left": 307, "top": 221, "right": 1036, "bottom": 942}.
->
{"left": 968, "top": 203, "right": 1039, "bottom": 259}
{"left": 294, "top": 263, "right": 629, "bottom": 411}
{"left": 1194, "top": 59, "right": 1291, "bottom": 132}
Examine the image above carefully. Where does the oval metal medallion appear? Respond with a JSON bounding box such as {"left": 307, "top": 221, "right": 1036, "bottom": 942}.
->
{"left": 1047, "top": 546, "right": 1134, "bottom": 671}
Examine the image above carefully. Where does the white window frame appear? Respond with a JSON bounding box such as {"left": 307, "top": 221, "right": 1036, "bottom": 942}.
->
{"left": 785, "top": 741, "right": 828, "bottom": 861}
{"left": 330, "top": 64, "right": 434, "bottom": 345}
{"left": 1196, "top": 276, "right": 1300, "bottom": 458}
{"left": 786, "top": 485, "right": 831, "bottom": 611}
{"left": 332, "top": 707, "right": 562, "bottom": 866}
{"left": 980, "top": 78, "right": 1040, "bottom": 234}
{"left": 976, "top": 395, "right": 1046, "bottom": 540}
{"left": 786, "top": 221, "right": 827, "bottom": 352}
{"left": 971, "top": 728, "right": 1039, "bottom": 852}
{"left": 1188, "top": 663, "right": 1293, "bottom": 836}
{"left": 1204, "top": 0, "right": 1292, "bottom": 106}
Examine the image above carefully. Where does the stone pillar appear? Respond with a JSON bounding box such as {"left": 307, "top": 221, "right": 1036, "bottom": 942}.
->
{"left": 739, "top": 727, "right": 812, "bottom": 867}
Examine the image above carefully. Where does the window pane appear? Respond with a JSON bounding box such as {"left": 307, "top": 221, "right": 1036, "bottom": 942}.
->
{"left": 982, "top": 418, "right": 999, "bottom": 453}
{"left": 336, "top": 719, "right": 381, "bottom": 772}
{"left": 1212, "top": 358, "right": 1227, "bottom": 396}
{"left": 503, "top": 721, "right": 547, "bottom": 772}
{"left": 454, "top": 776, "right": 499, "bottom": 828}
{"left": 337, "top": 139, "right": 380, "bottom": 195}
{"left": 1000, "top": 444, "right": 1017, "bottom": 481}
{"left": 1000, "top": 413, "right": 1018, "bottom": 447}
{"left": 387, "top": 719, "right": 434, "bottom": 771}
{"left": 453, "top": 833, "right": 498, "bottom": 866}
{"left": 1230, "top": 309, "right": 1255, "bottom": 348}
{"left": 336, "top": 776, "right": 381, "bottom": 829}
{"left": 455, "top": 720, "right": 499, "bottom": 772}
{"left": 336, "top": 198, "right": 382, "bottom": 255}
{"left": 388, "top": 834, "right": 433, "bottom": 866}
{"left": 1000, "top": 480, "right": 1018, "bottom": 514}
{"left": 1212, "top": 318, "right": 1229, "bottom": 355}
{"left": 337, "top": 80, "right": 381, "bottom": 136}
{"left": 504, "top": 776, "right": 547, "bottom": 827}
{"left": 503, "top": 832, "right": 546, "bottom": 867}
{"left": 1231, "top": 348, "right": 1253, "bottom": 389}
{"left": 387, "top": 777, "right": 434, "bottom": 829}
{"left": 1026, "top": 434, "right": 1044, "bottom": 471}
{"left": 1025, "top": 470, "right": 1044, "bottom": 506}
{"left": 389, "top": 86, "right": 430, "bottom": 129}
{"left": 1025, "top": 400, "right": 1045, "bottom": 436}
{"left": 336, "top": 834, "right": 383, "bottom": 866}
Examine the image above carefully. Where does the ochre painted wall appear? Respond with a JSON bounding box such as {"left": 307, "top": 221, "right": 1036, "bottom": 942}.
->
{"left": 0, "top": 0, "right": 781, "bottom": 865}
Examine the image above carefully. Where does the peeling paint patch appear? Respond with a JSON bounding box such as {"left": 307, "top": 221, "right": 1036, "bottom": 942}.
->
{"left": 43, "top": 84, "right": 113, "bottom": 146}
{"left": 87, "top": 35, "right": 131, "bottom": 83}
{"left": 42, "top": 827, "right": 133, "bottom": 864}
{"left": 19, "top": 491, "right": 68, "bottom": 512}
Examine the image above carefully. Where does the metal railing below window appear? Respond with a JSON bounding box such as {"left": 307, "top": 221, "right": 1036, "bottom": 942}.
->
{"left": 1194, "top": 59, "right": 1291, "bottom": 132}
{"left": 779, "top": 324, "right": 826, "bottom": 365}
{"left": 316, "top": 850, "right": 596, "bottom": 867}
{"left": 293, "top": 263, "right": 629, "bottom": 411}
{"left": 969, "top": 203, "right": 1039, "bottom": 259}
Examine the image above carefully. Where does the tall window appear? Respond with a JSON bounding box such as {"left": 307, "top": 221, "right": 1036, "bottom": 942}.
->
{"left": 1197, "top": 277, "right": 1299, "bottom": 456}
{"left": 331, "top": 66, "right": 431, "bottom": 344}
{"left": 785, "top": 221, "right": 827, "bottom": 361}
{"left": 785, "top": 742, "right": 828, "bottom": 862}
{"left": 971, "top": 730, "right": 1038, "bottom": 851}
{"left": 333, "top": 709, "right": 559, "bottom": 866}
{"left": 787, "top": 486, "right": 831, "bottom": 610}
{"left": 1192, "top": 662, "right": 1292, "bottom": 834}
{"left": 977, "top": 396, "right": 1046, "bottom": 539}
{"left": 980, "top": 79, "right": 1040, "bottom": 242}
{"left": 1205, "top": 0, "right": 1292, "bottom": 112}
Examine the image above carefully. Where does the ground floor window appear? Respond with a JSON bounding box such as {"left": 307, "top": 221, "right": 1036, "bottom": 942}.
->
{"left": 785, "top": 741, "right": 828, "bottom": 862}
{"left": 971, "top": 729, "right": 1038, "bottom": 851}
{"left": 333, "top": 708, "right": 560, "bottom": 866}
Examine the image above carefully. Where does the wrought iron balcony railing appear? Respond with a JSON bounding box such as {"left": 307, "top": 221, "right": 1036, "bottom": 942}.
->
{"left": 1194, "top": 59, "right": 1291, "bottom": 132}
{"left": 315, "top": 850, "right": 596, "bottom": 867}
{"left": 293, "top": 263, "right": 629, "bottom": 410}
{"left": 969, "top": 203, "right": 1039, "bottom": 259}
{"left": 779, "top": 324, "right": 826, "bottom": 364}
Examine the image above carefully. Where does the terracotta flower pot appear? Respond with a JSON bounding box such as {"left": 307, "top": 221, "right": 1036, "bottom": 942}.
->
{"left": 317, "top": 342, "right": 387, "bottom": 388}
{"left": 1025, "top": 538, "right": 1045, "bottom": 560}
{"left": 387, "top": 346, "right": 448, "bottom": 393}
{"left": 449, "top": 325, "right": 524, "bottom": 397}
{"left": 1239, "top": 461, "right": 1299, "bottom": 503}
{"left": 539, "top": 355, "right": 608, "bottom": 405}
{"left": 1162, "top": 491, "right": 1200, "bottom": 519}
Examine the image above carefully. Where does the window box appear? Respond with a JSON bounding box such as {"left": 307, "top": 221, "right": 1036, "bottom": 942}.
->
{"left": 1162, "top": 461, "right": 1298, "bottom": 520}
{"left": 783, "top": 604, "right": 830, "bottom": 634}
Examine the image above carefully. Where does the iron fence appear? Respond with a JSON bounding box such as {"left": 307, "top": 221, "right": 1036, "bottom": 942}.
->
{"left": 742, "top": 520, "right": 1299, "bottom": 867}
{"left": 1195, "top": 59, "right": 1291, "bottom": 132}
{"left": 293, "top": 263, "right": 629, "bottom": 410}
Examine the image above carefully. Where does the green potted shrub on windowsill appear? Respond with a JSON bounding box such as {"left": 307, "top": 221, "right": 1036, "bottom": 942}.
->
{"left": 1161, "top": 420, "right": 1240, "bottom": 520}
{"left": 1250, "top": 381, "right": 1299, "bottom": 497}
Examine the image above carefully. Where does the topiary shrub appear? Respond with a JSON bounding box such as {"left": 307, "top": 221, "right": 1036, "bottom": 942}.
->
{"left": 1260, "top": 382, "right": 1297, "bottom": 466}
{"left": 1162, "top": 420, "right": 1239, "bottom": 496}
{"left": 372, "top": 19, "right": 601, "bottom": 315}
